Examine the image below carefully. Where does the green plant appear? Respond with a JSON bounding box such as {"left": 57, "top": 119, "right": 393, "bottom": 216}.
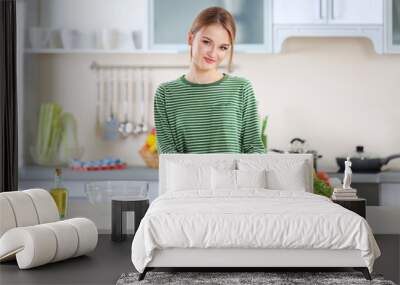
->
{"left": 261, "top": 115, "right": 268, "bottom": 150}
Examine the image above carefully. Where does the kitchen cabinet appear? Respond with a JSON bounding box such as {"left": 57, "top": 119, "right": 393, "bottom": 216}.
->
{"left": 150, "top": 0, "right": 272, "bottom": 53}
{"left": 24, "top": 0, "right": 151, "bottom": 54}
{"left": 328, "top": 0, "right": 383, "bottom": 25}
{"left": 273, "top": 0, "right": 383, "bottom": 25}
{"left": 273, "top": 0, "right": 384, "bottom": 53}
{"left": 273, "top": 0, "right": 327, "bottom": 25}
{"left": 26, "top": 0, "right": 273, "bottom": 54}
{"left": 385, "top": 0, "right": 400, "bottom": 53}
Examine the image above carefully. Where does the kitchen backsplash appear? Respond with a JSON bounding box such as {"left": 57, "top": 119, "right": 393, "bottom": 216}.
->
{"left": 23, "top": 37, "right": 400, "bottom": 172}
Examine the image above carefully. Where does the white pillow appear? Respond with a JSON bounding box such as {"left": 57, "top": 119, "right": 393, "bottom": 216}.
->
{"left": 237, "top": 158, "right": 309, "bottom": 191}
{"left": 167, "top": 161, "right": 212, "bottom": 192}
{"left": 166, "top": 159, "right": 236, "bottom": 192}
{"left": 211, "top": 168, "right": 268, "bottom": 191}
{"left": 236, "top": 169, "right": 268, "bottom": 189}
{"left": 211, "top": 168, "right": 237, "bottom": 191}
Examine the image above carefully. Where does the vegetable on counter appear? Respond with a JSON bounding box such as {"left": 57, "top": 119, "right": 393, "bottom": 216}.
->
{"left": 30, "top": 103, "right": 63, "bottom": 165}
{"left": 313, "top": 170, "right": 334, "bottom": 198}
{"left": 30, "top": 103, "right": 83, "bottom": 166}
{"left": 59, "top": 112, "right": 83, "bottom": 165}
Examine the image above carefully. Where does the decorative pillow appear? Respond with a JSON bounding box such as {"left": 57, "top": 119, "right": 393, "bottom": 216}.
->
{"left": 211, "top": 168, "right": 237, "bottom": 191}
{"left": 211, "top": 168, "right": 268, "bottom": 191}
{"left": 236, "top": 169, "right": 268, "bottom": 189}
{"left": 166, "top": 161, "right": 212, "bottom": 192}
{"left": 237, "top": 158, "right": 309, "bottom": 191}
{"left": 266, "top": 162, "right": 307, "bottom": 191}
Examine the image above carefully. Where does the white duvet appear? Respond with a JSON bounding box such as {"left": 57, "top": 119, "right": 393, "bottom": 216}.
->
{"left": 131, "top": 189, "right": 380, "bottom": 273}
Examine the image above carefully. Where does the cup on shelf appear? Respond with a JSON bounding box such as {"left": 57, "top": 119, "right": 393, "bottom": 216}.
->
{"left": 132, "top": 30, "right": 142, "bottom": 49}
{"left": 115, "top": 29, "right": 135, "bottom": 50}
{"left": 77, "top": 30, "right": 96, "bottom": 49}
{"left": 48, "top": 29, "right": 62, "bottom": 49}
{"left": 95, "top": 28, "right": 118, "bottom": 49}
{"left": 29, "top": 27, "right": 51, "bottom": 49}
{"left": 60, "top": 28, "right": 79, "bottom": 49}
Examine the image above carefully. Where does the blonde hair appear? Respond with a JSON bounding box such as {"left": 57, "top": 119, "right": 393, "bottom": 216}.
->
{"left": 189, "top": 6, "right": 236, "bottom": 72}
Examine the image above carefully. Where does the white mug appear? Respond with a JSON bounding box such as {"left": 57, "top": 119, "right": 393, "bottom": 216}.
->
{"left": 29, "top": 27, "right": 51, "bottom": 49}
{"left": 132, "top": 30, "right": 142, "bottom": 49}
{"left": 96, "top": 29, "right": 118, "bottom": 49}
{"left": 116, "top": 29, "right": 134, "bottom": 50}
{"left": 60, "top": 29, "right": 79, "bottom": 49}
{"left": 77, "top": 30, "right": 96, "bottom": 49}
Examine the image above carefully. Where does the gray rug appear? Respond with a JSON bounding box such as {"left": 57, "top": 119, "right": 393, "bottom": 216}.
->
{"left": 116, "top": 271, "right": 396, "bottom": 285}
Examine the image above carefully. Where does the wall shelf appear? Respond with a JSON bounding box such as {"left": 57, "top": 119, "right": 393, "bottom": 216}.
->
{"left": 24, "top": 48, "right": 181, "bottom": 54}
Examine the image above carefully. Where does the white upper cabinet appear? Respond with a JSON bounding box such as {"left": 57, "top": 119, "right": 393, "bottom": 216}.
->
{"left": 385, "top": 0, "right": 400, "bottom": 53}
{"left": 273, "top": 0, "right": 327, "bottom": 24}
{"left": 150, "top": 0, "right": 272, "bottom": 53}
{"left": 329, "top": 0, "right": 383, "bottom": 24}
{"left": 273, "top": 0, "right": 383, "bottom": 25}
{"left": 273, "top": 0, "right": 384, "bottom": 53}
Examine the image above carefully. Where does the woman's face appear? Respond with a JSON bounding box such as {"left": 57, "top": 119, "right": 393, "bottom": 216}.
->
{"left": 188, "top": 24, "right": 231, "bottom": 71}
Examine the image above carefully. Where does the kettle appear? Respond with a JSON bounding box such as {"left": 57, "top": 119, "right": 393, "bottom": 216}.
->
{"left": 270, "top": 137, "right": 322, "bottom": 170}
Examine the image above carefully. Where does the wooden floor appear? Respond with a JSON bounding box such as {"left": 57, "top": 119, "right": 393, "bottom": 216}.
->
{"left": 0, "top": 235, "right": 134, "bottom": 285}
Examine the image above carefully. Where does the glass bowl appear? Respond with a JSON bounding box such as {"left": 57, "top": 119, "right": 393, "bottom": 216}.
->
{"left": 84, "top": 180, "right": 148, "bottom": 205}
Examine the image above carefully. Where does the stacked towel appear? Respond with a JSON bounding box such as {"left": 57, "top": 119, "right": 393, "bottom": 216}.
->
{"left": 332, "top": 188, "right": 358, "bottom": 200}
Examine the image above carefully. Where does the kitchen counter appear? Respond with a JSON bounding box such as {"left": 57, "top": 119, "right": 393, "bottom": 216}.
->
{"left": 326, "top": 171, "right": 400, "bottom": 184}
{"left": 19, "top": 166, "right": 159, "bottom": 182}
{"left": 20, "top": 166, "right": 400, "bottom": 183}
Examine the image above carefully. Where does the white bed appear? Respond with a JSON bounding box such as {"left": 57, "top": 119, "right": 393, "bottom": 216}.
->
{"left": 131, "top": 153, "right": 380, "bottom": 281}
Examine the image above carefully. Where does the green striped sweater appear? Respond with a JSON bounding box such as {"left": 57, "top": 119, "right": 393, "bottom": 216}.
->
{"left": 153, "top": 73, "right": 265, "bottom": 154}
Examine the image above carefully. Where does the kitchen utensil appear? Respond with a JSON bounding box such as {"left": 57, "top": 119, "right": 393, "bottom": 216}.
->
{"left": 95, "top": 69, "right": 103, "bottom": 138}
{"left": 103, "top": 69, "right": 120, "bottom": 141}
{"left": 133, "top": 68, "right": 145, "bottom": 135}
{"left": 132, "top": 69, "right": 140, "bottom": 135}
{"left": 116, "top": 69, "right": 124, "bottom": 132}
{"left": 129, "top": 68, "right": 138, "bottom": 134}
{"left": 141, "top": 69, "right": 149, "bottom": 133}
{"left": 118, "top": 69, "right": 133, "bottom": 138}
{"left": 336, "top": 145, "right": 400, "bottom": 173}
{"left": 147, "top": 71, "right": 155, "bottom": 129}
{"left": 269, "top": 137, "right": 323, "bottom": 170}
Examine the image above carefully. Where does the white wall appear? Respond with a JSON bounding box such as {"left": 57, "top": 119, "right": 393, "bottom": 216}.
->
{"left": 27, "top": 37, "right": 400, "bottom": 172}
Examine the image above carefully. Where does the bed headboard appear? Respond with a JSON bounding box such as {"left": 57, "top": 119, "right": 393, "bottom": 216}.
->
{"left": 158, "top": 153, "right": 314, "bottom": 195}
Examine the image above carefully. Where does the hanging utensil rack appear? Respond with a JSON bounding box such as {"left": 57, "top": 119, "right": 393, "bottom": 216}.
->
{"left": 90, "top": 61, "right": 190, "bottom": 139}
{"left": 90, "top": 62, "right": 190, "bottom": 70}
{"left": 90, "top": 61, "right": 238, "bottom": 139}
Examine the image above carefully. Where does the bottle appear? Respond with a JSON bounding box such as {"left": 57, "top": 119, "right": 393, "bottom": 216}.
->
{"left": 50, "top": 167, "right": 68, "bottom": 219}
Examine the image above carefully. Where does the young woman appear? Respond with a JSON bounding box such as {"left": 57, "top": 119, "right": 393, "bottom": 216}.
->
{"left": 154, "top": 6, "right": 265, "bottom": 154}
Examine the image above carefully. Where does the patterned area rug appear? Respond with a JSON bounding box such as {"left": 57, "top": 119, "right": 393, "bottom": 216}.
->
{"left": 116, "top": 271, "right": 396, "bottom": 285}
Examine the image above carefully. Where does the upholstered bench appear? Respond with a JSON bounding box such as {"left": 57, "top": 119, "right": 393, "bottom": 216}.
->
{"left": 0, "top": 188, "right": 98, "bottom": 269}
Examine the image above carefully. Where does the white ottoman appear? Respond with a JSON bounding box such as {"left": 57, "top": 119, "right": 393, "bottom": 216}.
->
{"left": 0, "top": 189, "right": 98, "bottom": 269}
